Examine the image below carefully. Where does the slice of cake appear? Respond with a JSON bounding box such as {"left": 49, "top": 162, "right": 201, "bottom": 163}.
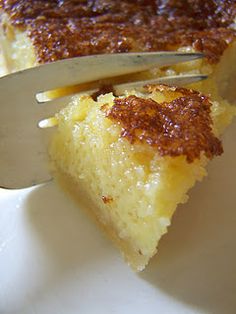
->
{"left": 49, "top": 85, "right": 235, "bottom": 271}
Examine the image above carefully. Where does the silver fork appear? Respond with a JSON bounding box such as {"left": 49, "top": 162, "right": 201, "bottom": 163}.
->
{"left": 0, "top": 52, "right": 207, "bottom": 189}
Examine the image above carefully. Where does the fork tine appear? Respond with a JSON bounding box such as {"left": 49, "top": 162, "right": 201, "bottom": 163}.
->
{"left": 37, "top": 94, "right": 75, "bottom": 120}
{"left": 0, "top": 52, "right": 204, "bottom": 94}
{"left": 114, "top": 74, "right": 208, "bottom": 95}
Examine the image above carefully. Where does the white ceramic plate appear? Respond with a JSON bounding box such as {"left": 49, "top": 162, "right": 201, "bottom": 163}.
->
{"left": 0, "top": 122, "right": 236, "bottom": 314}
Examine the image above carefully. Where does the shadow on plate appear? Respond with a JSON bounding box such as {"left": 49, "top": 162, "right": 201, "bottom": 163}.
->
{"left": 141, "top": 126, "right": 236, "bottom": 314}
{"left": 22, "top": 181, "right": 119, "bottom": 311}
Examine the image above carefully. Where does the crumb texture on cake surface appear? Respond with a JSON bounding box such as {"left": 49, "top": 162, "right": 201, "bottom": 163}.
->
{"left": 0, "top": 0, "right": 235, "bottom": 63}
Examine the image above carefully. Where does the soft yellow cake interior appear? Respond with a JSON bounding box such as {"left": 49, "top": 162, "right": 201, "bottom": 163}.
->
{"left": 49, "top": 87, "right": 235, "bottom": 271}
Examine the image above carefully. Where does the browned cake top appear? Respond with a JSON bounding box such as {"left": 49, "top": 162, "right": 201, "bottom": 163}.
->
{"left": 0, "top": 0, "right": 236, "bottom": 64}
{"left": 104, "top": 85, "right": 223, "bottom": 162}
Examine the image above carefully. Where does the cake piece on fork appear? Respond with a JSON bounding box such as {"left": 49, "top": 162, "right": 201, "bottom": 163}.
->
{"left": 49, "top": 84, "right": 235, "bottom": 271}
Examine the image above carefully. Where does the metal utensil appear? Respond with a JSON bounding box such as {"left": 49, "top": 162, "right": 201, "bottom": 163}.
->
{"left": 0, "top": 52, "right": 206, "bottom": 188}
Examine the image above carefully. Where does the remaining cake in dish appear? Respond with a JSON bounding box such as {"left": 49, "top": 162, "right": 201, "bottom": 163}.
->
{"left": 0, "top": 1, "right": 236, "bottom": 64}
{"left": 0, "top": 0, "right": 236, "bottom": 102}
{"left": 49, "top": 84, "right": 235, "bottom": 270}
{"left": 0, "top": 1, "right": 235, "bottom": 270}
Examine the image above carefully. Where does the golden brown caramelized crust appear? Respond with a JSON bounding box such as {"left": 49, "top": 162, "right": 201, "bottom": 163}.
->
{"left": 104, "top": 85, "right": 223, "bottom": 162}
{"left": 0, "top": 0, "right": 235, "bottom": 64}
